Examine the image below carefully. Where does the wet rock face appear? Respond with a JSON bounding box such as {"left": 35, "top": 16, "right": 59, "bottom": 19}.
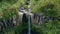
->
{"left": 33, "top": 13, "right": 38, "bottom": 19}
{"left": 22, "top": 13, "right": 28, "bottom": 23}
{"left": 5, "top": 18, "right": 16, "bottom": 27}
{"left": 0, "top": 18, "right": 16, "bottom": 31}
{"left": 33, "top": 13, "right": 46, "bottom": 24}
{"left": 0, "top": 20, "right": 6, "bottom": 31}
{"left": 0, "top": 21, "right": 5, "bottom": 32}
{"left": 57, "top": 16, "right": 60, "bottom": 21}
{"left": 22, "top": 13, "right": 28, "bottom": 27}
{"left": 0, "top": 25, "right": 3, "bottom": 32}
{"left": 48, "top": 16, "right": 54, "bottom": 20}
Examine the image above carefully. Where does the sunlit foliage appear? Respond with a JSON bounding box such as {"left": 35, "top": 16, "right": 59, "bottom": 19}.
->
{"left": 31, "top": 0, "right": 60, "bottom": 17}
{"left": 31, "top": 0, "right": 60, "bottom": 34}
{"left": 0, "top": 0, "right": 27, "bottom": 19}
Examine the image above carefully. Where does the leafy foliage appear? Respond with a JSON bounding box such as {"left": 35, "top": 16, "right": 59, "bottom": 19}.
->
{"left": 0, "top": 0, "right": 60, "bottom": 34}
{"left": 31, "top": 0, "right": 60, "bottom": 34}
{"left": 0, "top": 0, "right": 27, "bottom": 19}
{"left": 31, "top": 0, "right": 60, "bottom": 17}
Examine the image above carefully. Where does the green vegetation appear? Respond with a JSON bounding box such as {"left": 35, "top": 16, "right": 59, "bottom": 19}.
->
{"left": 31, "top": 0, "right": 60, "bottom": 34}
{"left": 0, "top": 0, "right": 27, "bottom": 19}
{"left": 0, "top": 0, "right": 27, "bottom": 34}
{"left": 0, "top": 0, "right": 60, "bottom": 34}
{"left": 31, "top": 0, "right": 60, "bottom": 17}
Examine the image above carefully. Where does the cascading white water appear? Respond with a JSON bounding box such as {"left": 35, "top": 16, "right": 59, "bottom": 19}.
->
{"left": 27, "top": 0, "right": 31, "bottom": 34}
